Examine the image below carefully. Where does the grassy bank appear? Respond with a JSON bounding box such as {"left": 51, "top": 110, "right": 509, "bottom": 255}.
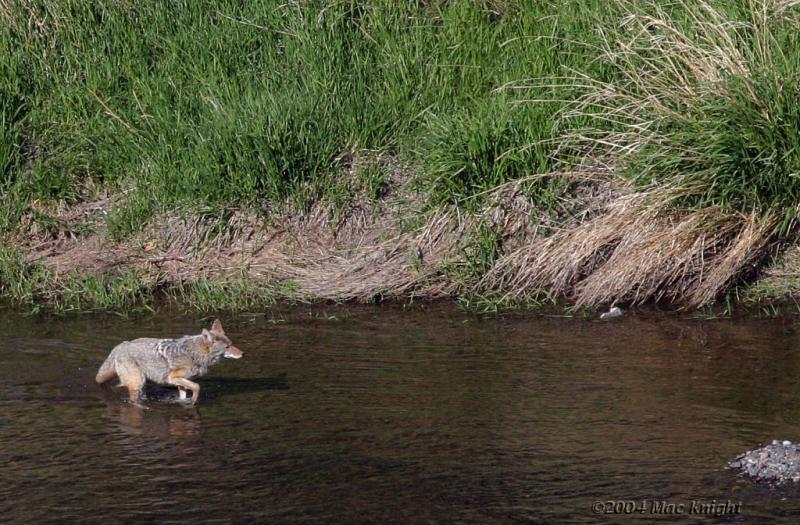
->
{"left": 0, "top": 0, "right": 610, "bottom": 222}
{"left": 3, "top": 0, "right": 800, "bottom": 313}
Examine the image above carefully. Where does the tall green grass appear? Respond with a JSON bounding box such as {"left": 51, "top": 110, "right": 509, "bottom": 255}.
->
{"left": 0, "top": 0, "right": 613, "bottom": 236}
{"left": 560, "top": 0, "right": 800, "bottom": 233}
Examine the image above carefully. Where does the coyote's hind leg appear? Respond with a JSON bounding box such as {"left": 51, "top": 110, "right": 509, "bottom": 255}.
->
{"left": 117, "top": 365, "right": 146, "bottom": 406}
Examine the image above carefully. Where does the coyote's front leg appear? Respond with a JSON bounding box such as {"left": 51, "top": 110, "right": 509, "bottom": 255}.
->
{"left": 167, "top": 369, "right": 201, "bottom": 405}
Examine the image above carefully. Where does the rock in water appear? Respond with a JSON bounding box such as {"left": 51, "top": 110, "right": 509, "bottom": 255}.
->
{"left": 600, "top": 306, "right": 623, "bottom": 320}
{"left": 729, "top": 440, "right": 800, "bottom": 483}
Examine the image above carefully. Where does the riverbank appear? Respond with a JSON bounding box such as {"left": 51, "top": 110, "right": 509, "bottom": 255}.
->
{"left": 4, "top": 1, "right": 800, "bottom": 313}
{"left": 3, "top": 161, "right": 798, "bottom": 314}
{"left": 0, "top": 153, "right": 602, "bottom": 313}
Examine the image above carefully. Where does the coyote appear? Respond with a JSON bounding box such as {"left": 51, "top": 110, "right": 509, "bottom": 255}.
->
{"left": 96, "top": 319, "right": 243, "bottom": 405}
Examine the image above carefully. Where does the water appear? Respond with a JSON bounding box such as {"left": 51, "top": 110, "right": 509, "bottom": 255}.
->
{"left": 2, "top": 305, "right": 800, "bottom": 524}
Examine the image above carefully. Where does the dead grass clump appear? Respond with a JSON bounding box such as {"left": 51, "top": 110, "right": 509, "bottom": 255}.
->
{"left": 484, "top": 184, "right": 780, "bottom": 308}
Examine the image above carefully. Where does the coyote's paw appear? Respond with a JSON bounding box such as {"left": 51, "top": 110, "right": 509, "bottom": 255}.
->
{"left": 125, "top": 399, "right": 150, "bottom": 410}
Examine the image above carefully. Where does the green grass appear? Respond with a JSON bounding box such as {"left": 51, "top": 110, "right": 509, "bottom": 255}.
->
{"left": 0, "top": 247, "right": 300, "bottom": 314}
{"left": 561, "top": 0, "right": 800, "bottom": 232}
{"left": 0, "top": 0, "right": 614, "bottom": 235}
{"left": 0, "top": 248, "right": 154, "bottom": 313}
{"left": 166, "top": 275, "right": 299, "bottom": 313}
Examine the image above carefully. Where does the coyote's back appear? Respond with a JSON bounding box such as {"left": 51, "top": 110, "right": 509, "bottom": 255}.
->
{"left": 95, "top": 338, "right": 163, "bottom": 383}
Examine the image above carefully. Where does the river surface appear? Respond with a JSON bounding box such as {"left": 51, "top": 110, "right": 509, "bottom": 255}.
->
{"left": 2, "top": 305, "right": 800, "bottom": 524}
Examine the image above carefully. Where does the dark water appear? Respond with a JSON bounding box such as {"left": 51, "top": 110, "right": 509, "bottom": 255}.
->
{"left": 2, "top": 306, "right": 800, "bottom": 524}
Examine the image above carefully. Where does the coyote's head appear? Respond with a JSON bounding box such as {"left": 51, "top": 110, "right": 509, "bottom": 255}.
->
{"left": 202, "top": 319, "right": 244, "bottom": 360}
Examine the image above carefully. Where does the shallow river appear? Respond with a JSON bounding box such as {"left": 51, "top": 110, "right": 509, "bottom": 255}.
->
{"left": 2, "top": 305, "right": 800, "bottom": 524}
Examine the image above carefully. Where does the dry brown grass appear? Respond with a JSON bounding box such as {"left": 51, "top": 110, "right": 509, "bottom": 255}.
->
{"left": 483, "top": 182, "right": 780, "bottom": 308}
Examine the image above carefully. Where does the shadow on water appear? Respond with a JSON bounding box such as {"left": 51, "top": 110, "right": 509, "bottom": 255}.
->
{"left": 3, "top": 306, "right": 800, "bottom": 523}
{"left": 117, "top": 374, "right": 291, "bottom": 405}
{"left": 195, "top": 373, "right": 291, "bottom": 398}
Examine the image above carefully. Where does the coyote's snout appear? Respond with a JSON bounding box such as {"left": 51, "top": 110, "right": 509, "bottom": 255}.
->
{"left": 96, "top": 319, "right": 243, "bottom": 405}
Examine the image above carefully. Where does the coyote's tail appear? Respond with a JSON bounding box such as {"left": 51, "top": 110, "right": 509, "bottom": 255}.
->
{"left": 96, "top": 348, "right": 118, "bottom": 384}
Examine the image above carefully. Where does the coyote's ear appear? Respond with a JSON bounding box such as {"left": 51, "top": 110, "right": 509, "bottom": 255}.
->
{"left": 211, "top": 319, "right": 224, "bottom": 335}
{"left": 202, "top": 329, "right": 215, "bottom": 344}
